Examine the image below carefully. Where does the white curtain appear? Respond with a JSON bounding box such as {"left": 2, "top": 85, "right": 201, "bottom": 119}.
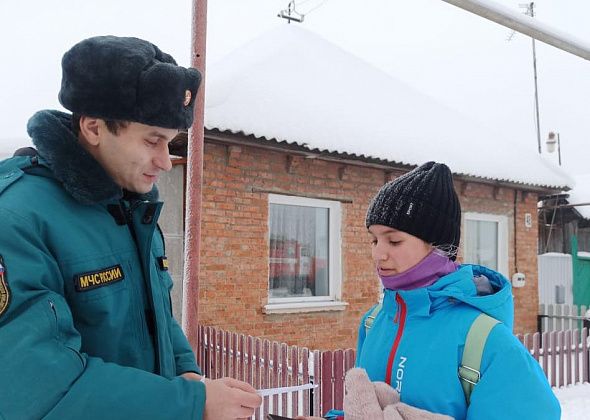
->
{"left": 269, "top": 203, "right": 329, "bottom": 298}
{"left": 465, "top": 219, "right": 498, "bottom": 270}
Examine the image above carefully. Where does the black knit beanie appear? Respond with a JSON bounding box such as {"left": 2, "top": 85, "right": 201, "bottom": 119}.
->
{"left": 59, "top": 35, "right": 201, "bottom": 129}
{"left": 365, "top": 161, "right": 461, "bottom": 260}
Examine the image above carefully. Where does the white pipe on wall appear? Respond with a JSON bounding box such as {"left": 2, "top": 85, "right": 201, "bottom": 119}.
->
{"left": 441, "top": 0, "right": 590, "bottom": 61}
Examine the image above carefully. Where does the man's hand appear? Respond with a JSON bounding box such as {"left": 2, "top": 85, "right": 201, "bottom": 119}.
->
{"left": 180, "top": 372, "right": 202, "bottom": 382}
{"left": 203, "top": 377, "right": 262, "bottom": 420}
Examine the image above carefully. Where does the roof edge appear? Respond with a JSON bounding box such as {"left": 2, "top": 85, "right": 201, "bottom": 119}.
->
{"left": 203, "top": 129, "right": 566, "bottom": 194}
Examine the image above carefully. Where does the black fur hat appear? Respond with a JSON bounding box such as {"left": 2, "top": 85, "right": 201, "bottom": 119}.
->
{"left": 59, "top": 35, "right": 201, "bottom": 129}
{"left": 365, "top": 161, "right": 461, "bottom": 260}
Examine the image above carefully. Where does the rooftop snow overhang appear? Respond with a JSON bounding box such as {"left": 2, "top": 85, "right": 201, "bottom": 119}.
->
{"left": 172, "top": 129, "right": 569, "bottom": 194}
{"left": 203, "top": 26, "right": 574, "bottom": 193}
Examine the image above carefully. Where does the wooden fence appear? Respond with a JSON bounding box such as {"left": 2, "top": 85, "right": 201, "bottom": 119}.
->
{"left": 197, "top": 324, "right": 589, "bottom": 418}
{"left": 516, "top": 328, "right": 589, "bottom": 387}
{"left": 538, "top": 303, "right": 590, "bottom": 333}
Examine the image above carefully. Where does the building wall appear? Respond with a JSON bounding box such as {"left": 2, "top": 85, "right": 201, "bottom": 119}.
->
{"left": 156, "top": 163, "right": 186, "bottom": 321}
{"left": 457, "top": 183, "right": 539, "bottom": 334}
{"left": 514, "top": 191, "right": 542, "bottom": 333}
{"left": 196, "top": 141, "right": 540, "bottom": 349}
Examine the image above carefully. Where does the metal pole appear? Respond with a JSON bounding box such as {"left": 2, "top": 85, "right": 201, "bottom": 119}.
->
{"left": 440, "top": 0, "right": 590, "bottom": 61}
{"left": 183, "top": 0, "right": 208, "bottom": 350}
{"left": 529, "top": 3, "right": 542, "bottom": 154}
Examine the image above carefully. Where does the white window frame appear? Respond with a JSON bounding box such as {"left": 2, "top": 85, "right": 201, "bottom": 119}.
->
{"left": 463, "top": 212, "right": 509, "bottom": 277}
{"left": 264, "top": 194, "right": 346, "bottom": 314}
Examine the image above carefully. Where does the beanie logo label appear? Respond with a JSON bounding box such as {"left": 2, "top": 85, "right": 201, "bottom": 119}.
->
{"left": 183, "top": 90, "right": 192, "bottom": 106}
{"left": 406, "top": 203, "right": 414, "bottom": 216}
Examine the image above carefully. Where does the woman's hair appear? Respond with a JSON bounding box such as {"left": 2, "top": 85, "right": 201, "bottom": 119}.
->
{"left": 433, "top": 243, "right": 460, "bottom": 260}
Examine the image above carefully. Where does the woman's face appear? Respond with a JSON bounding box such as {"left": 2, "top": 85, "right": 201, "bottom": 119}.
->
{"left": 368, "top": 225, "right": 432, "bottom": 276}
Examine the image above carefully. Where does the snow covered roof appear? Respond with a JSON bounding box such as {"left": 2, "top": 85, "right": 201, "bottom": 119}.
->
{"left": 205, "top": 25, "right": 573, "bottom": 190}
{"left": 568, "top": 174, "right": 590, "bottom": 219}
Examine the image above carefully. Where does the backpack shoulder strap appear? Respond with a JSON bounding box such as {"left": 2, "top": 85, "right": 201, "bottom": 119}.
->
{"left": 458, "top": 313, "right": 500, "bottom": 404}
{"left": 364, "top": 301, "right": 383, "bottom": 332}
{"left": 364, "top": 291, "right": 385, "bottom": 333}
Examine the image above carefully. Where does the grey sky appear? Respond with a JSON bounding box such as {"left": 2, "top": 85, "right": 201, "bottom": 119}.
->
{"left": 1, "top": 0, "right": 588, "bottom": 175}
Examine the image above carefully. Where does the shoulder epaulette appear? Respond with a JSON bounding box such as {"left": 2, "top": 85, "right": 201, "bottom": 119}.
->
{"left": 0, "top": 168, "right": 24, "bottom": 196}
{"left": 0, "top": 153, "right": 43, "bottom": 196}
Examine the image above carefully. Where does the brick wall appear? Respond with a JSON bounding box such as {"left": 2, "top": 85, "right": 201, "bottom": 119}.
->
{"left": 456, "top": 182, "right": 539, "bottom": 334}
{"left": 198, "top": 141, "right": 541, "bottom": 349}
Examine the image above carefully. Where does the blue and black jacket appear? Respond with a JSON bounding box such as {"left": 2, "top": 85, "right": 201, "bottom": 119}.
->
{"left": 352, "top": 264, "right": 560, "bottom": 419}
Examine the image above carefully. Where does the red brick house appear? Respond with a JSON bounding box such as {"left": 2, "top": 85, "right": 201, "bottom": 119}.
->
{"left": 158, "top": 25, "right": 572, "bottom": 350}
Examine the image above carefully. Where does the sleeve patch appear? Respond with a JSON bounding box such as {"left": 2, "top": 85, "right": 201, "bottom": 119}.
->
{"left": 0, "top": 255, "right": 11, "bottom": 317}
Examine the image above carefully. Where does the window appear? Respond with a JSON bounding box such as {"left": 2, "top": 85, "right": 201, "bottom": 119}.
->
{"left": 463, "top": 212, "right": 508, "bottom": 277}
{"left": 265, "top": 194, "right": 345, "bottom": 313}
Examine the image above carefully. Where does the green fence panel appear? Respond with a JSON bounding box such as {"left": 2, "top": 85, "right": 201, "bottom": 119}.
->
{"left": 572, "top": 236, "right": 590, "bottom": 307}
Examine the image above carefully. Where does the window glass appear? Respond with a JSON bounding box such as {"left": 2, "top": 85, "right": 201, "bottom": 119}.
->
{"left": 269, "top": 203, "right": 329, "bottom": 298}
{"left": 465, "top": 219, "right": 498, "bottom": 270}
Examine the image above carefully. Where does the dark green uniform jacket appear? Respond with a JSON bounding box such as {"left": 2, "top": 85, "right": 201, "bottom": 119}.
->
{"left": 0, "top": 110, "right": 205, "bottom": 419}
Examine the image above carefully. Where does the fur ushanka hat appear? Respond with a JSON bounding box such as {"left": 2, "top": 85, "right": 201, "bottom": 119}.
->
{"left": 59, "top": 35, "right": 201, "bottom": 129}
{"left": 365, "top": 161, "right": 461, "bottom": 260}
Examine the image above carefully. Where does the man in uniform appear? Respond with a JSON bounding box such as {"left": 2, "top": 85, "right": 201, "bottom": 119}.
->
{"left": 0, "top": 36, "right": 261, "bottom": 419}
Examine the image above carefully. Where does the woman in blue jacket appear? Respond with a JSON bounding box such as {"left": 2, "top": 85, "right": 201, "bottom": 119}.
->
{"left": 315, "top": 161, "right": 560, "bottom": 419}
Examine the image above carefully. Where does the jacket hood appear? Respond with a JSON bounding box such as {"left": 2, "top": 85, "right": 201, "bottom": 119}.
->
{"left": 396, "top": 264, "right": 514, "bottom": 330}
{"left": 24, "top": 109, "right": 158, "bottom": 205}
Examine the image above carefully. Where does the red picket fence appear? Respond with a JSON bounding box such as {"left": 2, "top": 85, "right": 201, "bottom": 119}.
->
{"left": 196, "top": 325, "right": 354, "bottom": 418}
{"left": 516, "top": 328, "right": 589, "bottom": 387}
{"left": 197, "top": 325, "right": 589, "bottom": 417}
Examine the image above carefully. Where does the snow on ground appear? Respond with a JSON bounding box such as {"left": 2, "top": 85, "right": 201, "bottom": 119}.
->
{"left": 554, "top": 383, "right": 590, "bottom": 419}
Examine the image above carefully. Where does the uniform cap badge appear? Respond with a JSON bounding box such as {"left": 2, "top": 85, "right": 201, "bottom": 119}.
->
{"left": 183, "top": 90, "right": 192, "bottom": 107}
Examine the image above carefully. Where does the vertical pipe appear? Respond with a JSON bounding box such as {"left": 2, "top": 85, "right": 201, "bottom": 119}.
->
{"left": 513, "top": 189, "right": 518, "bottom": 274}
{"left": 529, "top": 3, "right": 542, "bottom": 154}
{"left": 183, "top": 0, "right": 208, "bottom": 350}
{"left": 532, "top": 38, "right": 542, "bottom": 154}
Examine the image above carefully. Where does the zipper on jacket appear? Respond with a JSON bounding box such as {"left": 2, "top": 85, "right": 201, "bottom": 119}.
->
{"left": 385, "top": 293, "right": 407, "bottom": 385}
{"left": 48, "top": 299, "right": 58, "bottom": 338}
{"left": 121, "top": 200, "right": 140, "bottom": 243}
{"left": 48, "top": 299, "right": 86, "bottom": 367}
{"left": 120, "top": 199, "right": 162, "bottom": 375}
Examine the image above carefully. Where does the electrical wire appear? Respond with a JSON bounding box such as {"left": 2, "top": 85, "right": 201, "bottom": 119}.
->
{"left": 301, "top": 0, "right": 329, "bottom": 15}
{"left": 294, "top": 0, "right": 316, "bottom": 7}
{"left": 278, "top": 0, "right": 329, "bottom": 23}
